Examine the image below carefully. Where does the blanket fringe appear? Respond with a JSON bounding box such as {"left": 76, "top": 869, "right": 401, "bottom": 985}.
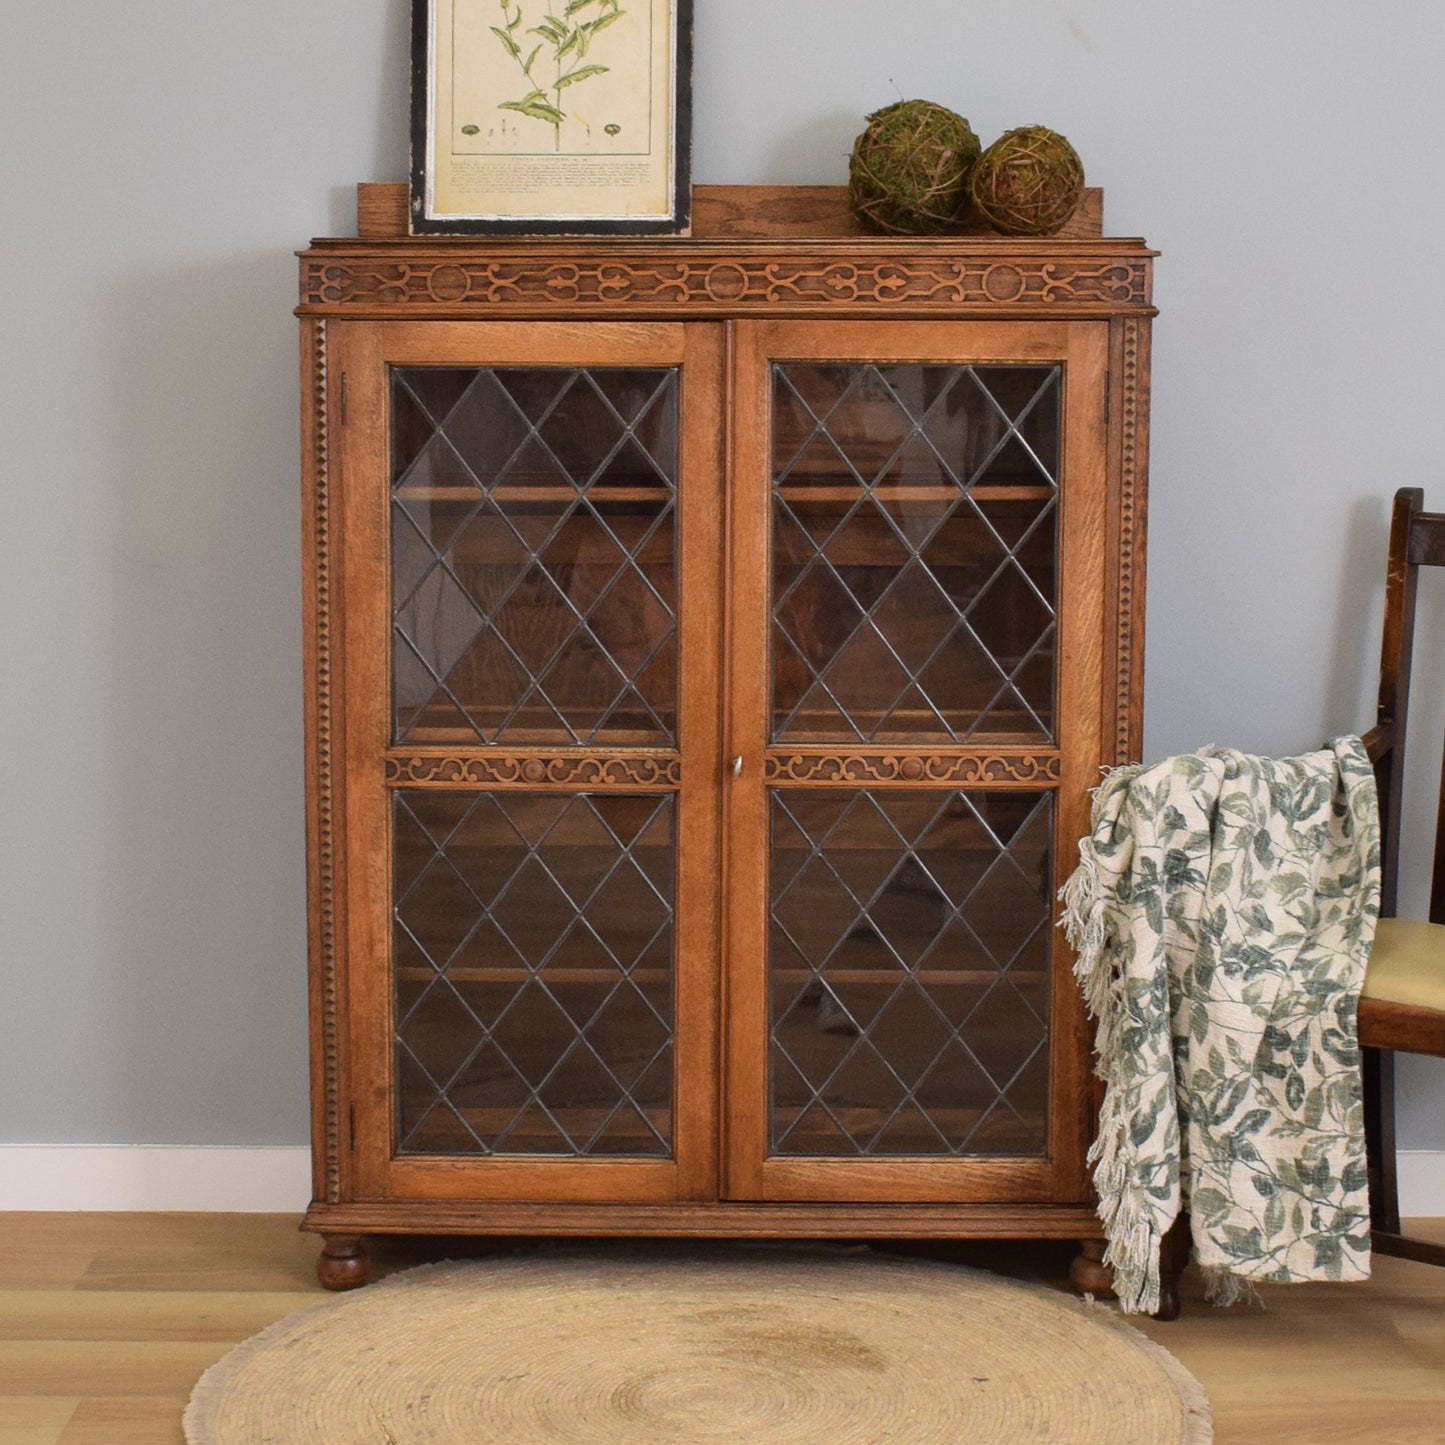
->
{"left": 1059, "top": 844, "right": 1109, "bottom": 1014}
{"left": 1060, "top": 801, "right": 1170, "bottom": 1317}
{"left": 1200, "top": 1266, "right": 1264, "bottom": 1310}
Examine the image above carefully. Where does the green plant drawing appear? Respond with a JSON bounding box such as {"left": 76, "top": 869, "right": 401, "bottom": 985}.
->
{"left": 490, "top": 0, "right": 624, "bottom": 152}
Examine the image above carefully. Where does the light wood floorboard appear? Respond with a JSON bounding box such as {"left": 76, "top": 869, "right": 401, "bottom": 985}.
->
{"left": 0, "top": 1212, "right": 1440, "bottom": 1442}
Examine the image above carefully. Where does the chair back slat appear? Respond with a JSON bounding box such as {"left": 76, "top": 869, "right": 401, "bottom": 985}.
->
{"left": 1409, "top": 525, "right": 1445, "bottom": 569}
{"left": 1373, "top": 487, "right": 1445, "bottom": 922}
{"left": 1374, "top": 489, "right": 1421, "bottom": 918}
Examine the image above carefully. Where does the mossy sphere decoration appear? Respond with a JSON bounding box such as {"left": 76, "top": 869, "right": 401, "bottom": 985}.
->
{"left": 848, "top": 100, "right": 982, "bottom": 236}
{"left": 968, "top": 125, "right": 1085, "bottom": 236}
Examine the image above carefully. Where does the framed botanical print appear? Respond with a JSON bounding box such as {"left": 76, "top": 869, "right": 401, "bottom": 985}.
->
{"left": 410, "top": 0, "right": 693, "bottom": 234}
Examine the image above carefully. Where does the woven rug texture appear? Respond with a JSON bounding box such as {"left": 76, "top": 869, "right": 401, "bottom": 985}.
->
{"left": 186, "top": 1249, "right": 1211, "bottom": 1443}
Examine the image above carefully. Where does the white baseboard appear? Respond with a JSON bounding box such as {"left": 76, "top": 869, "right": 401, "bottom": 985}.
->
{"left": 0, "top": 1144, "right": 1441, "bottom": 1217}
{"left": 0, "top": 1145, "right": 312, "bottom": 1212}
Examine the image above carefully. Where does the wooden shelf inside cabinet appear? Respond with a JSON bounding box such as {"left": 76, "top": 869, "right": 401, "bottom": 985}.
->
{"left": 397, "top": 967, "right": 1046, "bottom": 987}
{"left": 398, "top": 966, "right": 675, "bottom": 985}
{"left": 396, "top": 725, "right": 675, "bottom": 748}
{"left": 395, "top": 485, "right": 673, "bottom": 505}
{"left": 773, "top": 969, "right": 1047, "bottom": 987}
{"left": 776, "top": 485, "right": 1054, "bottom": 504}
{"left": 771, "top": 1107, "right": 1047, "bottom": 1134}
{"left": 407, "top": 1107, "right": 672, "bottom": 1149}
{"left": 773, "top": 714, "right": 1052, "bottom": 743}
{"left": 298, "top": 183, "right": 1154, "bottom": 1291}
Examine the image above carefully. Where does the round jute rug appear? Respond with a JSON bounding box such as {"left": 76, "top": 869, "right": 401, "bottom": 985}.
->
{"left": 185, "top": 1250, "right": 1211, "bottom": 1443}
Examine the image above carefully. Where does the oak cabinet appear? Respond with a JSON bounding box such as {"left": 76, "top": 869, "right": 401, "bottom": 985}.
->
{"left": 298, "top": 185, "right": 1154, "bottom": 1287}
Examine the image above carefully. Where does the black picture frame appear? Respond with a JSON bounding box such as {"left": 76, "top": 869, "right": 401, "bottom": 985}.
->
{"left": 410, "top": 0, "right": 693, "bottom": 235}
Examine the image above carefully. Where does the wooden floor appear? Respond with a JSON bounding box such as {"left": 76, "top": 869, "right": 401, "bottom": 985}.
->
{"left": 0, "top": 1214, "right": 1441, "bottom": 1443}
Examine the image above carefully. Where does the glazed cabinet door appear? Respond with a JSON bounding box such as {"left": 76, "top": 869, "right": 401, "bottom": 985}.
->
{"left": 723, "top": 319, "right": 1109, "bottom": 1204}
{"left": 330, "top": 320, "right": 725, "bottom": 1203}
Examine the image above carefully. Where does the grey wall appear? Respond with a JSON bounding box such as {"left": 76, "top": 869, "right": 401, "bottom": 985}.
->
{"left": 2, "top": 1, "right": 1442, "bottom": 1150}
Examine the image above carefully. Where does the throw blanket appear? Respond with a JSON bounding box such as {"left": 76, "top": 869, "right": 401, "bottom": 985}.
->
{"left": 1061, "top": 738, "right": 1379, "bottom": 1313}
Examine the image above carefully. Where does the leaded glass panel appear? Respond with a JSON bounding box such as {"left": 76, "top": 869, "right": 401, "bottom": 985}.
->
{"left": 391, "top": 367, "right": 678, "bottom": 746}
{"left": 769, "top": 789, "right": 1052, "bottom": 1157}
{"left": 394, "top": 789, "right": 675, "bottom": 1156}
{"left": 771, "top": 364, "right": 1059, "bottom": 744}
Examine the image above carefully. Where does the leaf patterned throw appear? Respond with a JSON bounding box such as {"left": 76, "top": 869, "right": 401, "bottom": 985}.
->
{"left": 1061, "top": 739, "right": 1379, "bottom": 1313}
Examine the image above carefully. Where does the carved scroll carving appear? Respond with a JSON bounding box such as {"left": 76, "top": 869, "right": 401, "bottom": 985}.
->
{"left": 301, "top": 254, "right": 1151, "bottom": 314}
{"left": 387, "top": 753, "right": 681, "bottom": 788}
{"left": 309, "top": 320, "right": 342, "bottom": 1205}
{"left": 764, "top": 753, "right": 1061, "bottom": 786}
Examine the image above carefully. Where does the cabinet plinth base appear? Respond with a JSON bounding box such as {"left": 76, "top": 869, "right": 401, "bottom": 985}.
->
{"left": 303, "top": 1198, "right": 1104, "bottom": 1244}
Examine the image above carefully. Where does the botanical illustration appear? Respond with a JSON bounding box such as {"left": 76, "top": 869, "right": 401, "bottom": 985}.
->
{"left": 489, "top": 0, "right": 626, "bottom": 151}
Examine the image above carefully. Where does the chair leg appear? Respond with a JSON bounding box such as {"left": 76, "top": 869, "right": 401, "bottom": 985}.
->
{"left": 1361, "top": 1046, "right": 1445, "bottom": 1266}
{"left": 1362, "top": 1046, "right": 1401, "bottom": 1235}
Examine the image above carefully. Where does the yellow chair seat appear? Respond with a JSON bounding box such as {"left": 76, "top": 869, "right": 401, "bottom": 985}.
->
{"left": 1363, "top": 917, "right": 1445, "bottom": 1013}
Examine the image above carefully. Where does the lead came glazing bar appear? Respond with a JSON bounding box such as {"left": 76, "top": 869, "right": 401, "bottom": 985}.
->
{"left": 390, "top": 366, "right": 680, "bottom": 747}
{"left": 770, "top": 363, "right": 1061, "bottom": 745}
{"left": 392, "top": 789, "right": 677, "bottom": 1157}
{"left": 768, "top": 789, "right": 1053, "bottom": 1158}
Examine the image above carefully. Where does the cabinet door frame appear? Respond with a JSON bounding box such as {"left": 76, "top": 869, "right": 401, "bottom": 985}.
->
{"left": 721, "top": 318, "right": 1109, "bottom": 1204}
{"left": 329, "top": 318, "right": 727, "bottom": 1204}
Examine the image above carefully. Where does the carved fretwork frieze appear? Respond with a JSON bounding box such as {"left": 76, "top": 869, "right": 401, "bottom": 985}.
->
{"left": 763, "top": 752, "right": 1062, "bottom": 787}
{"left": 300, "top": 253, "right": 1152, "bottom": 315}
{"left": 387, "top": 753, "right": 681, "bottom": 789}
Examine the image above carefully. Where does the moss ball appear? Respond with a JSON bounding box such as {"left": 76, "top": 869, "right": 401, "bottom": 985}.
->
{"left": 968, "top": 126, "right": 1085, "bottom": 236}
{"left": 848, "top": 100, "right": 982, "bottom": 236}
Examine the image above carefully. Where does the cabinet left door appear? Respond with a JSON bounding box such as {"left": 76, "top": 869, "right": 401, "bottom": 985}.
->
{"left": 321, "top": 320, "right": 726, "bottom": 1205}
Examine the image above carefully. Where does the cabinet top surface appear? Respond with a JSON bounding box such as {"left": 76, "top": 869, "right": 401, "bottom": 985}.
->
{"left": 298, "top": 184, "right": 1154, "bottom": 317}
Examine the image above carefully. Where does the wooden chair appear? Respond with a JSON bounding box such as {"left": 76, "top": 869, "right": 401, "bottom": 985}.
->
{"left": 1359, "top": 486, "right": 1445, "bottom": 1266}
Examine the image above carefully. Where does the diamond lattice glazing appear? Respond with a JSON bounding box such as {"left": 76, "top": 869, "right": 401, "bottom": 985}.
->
{"left": 393, "top": 790, "right": 675, "bottom": 1157}
{"left": 391, "top": 368, "right": 679, "bottom": 745}
{"left": 769, "top": 789, "right": 1053, "bottom": 1157}
{"left": 771, "top": 364, "right": 1060, "bottom": 744}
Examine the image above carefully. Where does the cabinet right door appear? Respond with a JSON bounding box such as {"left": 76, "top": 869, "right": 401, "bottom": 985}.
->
{"left": 723, "top": 319, "right": 1110, "bottom": 1205}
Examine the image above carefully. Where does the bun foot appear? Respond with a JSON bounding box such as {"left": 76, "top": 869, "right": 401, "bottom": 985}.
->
{"left": 317, "top": 1234, "right": 370, "bottom": 1290}
{"left": 1070, "top": 1238, "right": 1116, "bottom": 1298}
{"left": 1152, "top": 1274, "right": 1182, "bottom": 1321}
{"left": 1151, "top": 1213, "right": 1191, "bottom": 1321}
{"left": 1071, "top": 1222, "right": 1189, "bottom": 1318}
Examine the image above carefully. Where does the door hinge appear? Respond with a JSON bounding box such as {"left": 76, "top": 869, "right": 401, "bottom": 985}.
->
{"left": 348, "top": 1103, "right": 356, "bottom": 1150}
